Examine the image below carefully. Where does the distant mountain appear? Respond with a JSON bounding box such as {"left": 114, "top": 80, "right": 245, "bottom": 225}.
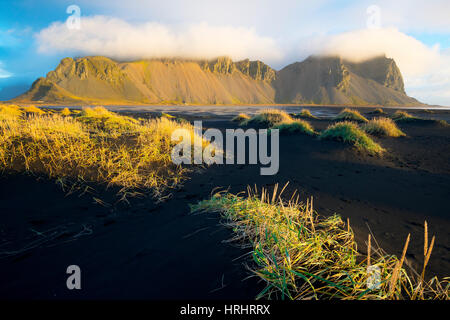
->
{"left": 273, "top": 56, "right": 421, "bottom": 106}
{"left": 13, "top": 55, "right": 424, "bottom": 106}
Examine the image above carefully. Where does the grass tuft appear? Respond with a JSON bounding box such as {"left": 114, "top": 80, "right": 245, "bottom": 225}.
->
{"left": 335, "top": 108, "right": 369, "bottom": 123}
{"left": 271, "top": 119, "right": 315, "bottom": 135}
{"left": 297, "top": 109, "right": 318, "bottom": 119}
{"left": 191, "top": 187, "right": 449, "bottom": 300}
{"left": 0, "top": 109, "right": 211, "bottom": 200}
{"left": 363, "top": 118, "right": 406, "bottom": 137}
{"left": 232, "top": 113, "right": 251, "bottom": 123}
{"left": 23, "top": 105, "right": 45, "bottom": 115}
{"left": 391, "top": 110, "right": 417, "bottom": 122}
{"left": 243, "top": 109, "right": 293, "bottom": 127}
{"left": 320, "top": 121, "right": 385, "bottom": 155}
{"left": 60, "top": 108, "right": 72, "bottom": 116}
{"left": 0, "top": 104, "right": 23, "bottom": 121}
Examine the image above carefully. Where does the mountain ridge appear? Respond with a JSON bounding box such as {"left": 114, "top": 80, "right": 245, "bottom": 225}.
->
{"left": 13, "top": 55, "right": 424, "bottom": 106}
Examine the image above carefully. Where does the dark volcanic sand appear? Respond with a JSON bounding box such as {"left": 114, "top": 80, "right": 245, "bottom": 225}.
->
{"left": 0, "top": 107, "right": 449, "bottom": 299}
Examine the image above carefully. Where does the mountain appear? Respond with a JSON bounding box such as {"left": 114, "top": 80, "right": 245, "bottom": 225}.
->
{"left": 273, "top": 56, "right": 420, "bottom": 106}
{"left": 13, "top": 55, "right": 423, "bottom": 106}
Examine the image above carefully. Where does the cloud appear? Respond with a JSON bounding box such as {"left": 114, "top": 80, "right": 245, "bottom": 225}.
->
{"left": 301, "top": 28, "right": 450, "bottom": 105}
{"left": 0, "top": 62, "right": 12, "bottom": 79}
{"left": 36, "top": 16, "right": 283, "bottom": 63}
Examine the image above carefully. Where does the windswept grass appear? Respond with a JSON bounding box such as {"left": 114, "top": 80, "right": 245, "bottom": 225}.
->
{"left": 191, "top": 186, "right": 449, "bottom": 300}
{"left": 297, "top": 109, "right": 318, "bottom": 119}
{"left": 271, "top": 119, "right": 315, "bottom": 135}
{"left": 243, "top": 109, "right": 293, "bottom": 127}
{"left": 363, "top": 118, "right": 406, "bottom": 138}
{"left": 60, "top": 107, "right": 72, "bottom": 116}
{"left": 23, "top": 105, "right": 45, "bottom": 115}
{"left": 371, "top": 108, "right": 386, "bottom": 115}
{"left": 391, "top": 110, "right": 418, "bottom": 122}
{"left": 0, "top": 104, "right": 23, "bottom": 121}
{"left": 335, "top": 108, "right": 369, "bottom": 123}
{"left": 232, "top": 113, "right": 251, "bottom": 123}
{"left": 0, "top": 106, "right": 211, "bottom": 200}
{"left": 320, "top": 121, "right": 385, "bottom": 155}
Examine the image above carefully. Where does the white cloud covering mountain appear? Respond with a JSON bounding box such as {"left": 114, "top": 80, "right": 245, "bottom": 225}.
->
{"left": 37, "top": 16, "right": 283, "bottom": 63}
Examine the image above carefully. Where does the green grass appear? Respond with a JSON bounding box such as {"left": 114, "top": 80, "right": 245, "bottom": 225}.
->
{"left": 297, "top": 109, "right": 318, "bottom": 119}
{"left": 232, "top": 113, "right": 251, "bottom": 123}
{"left": 320, "top": 121, "right": 385, "bottom": 155}
{"left": 363, "top": 118, "right": 406, "bottom": 137}
{"left": 191, "top": 186, "right": 449, "bottom": 300}
{"left": 271, "top": 119, "right": 315, "bottom": 135}
{"left": 391, "top": 110, "right": 418, "bottom": 122}
{"left": 335, "top": 108, "right": 369, "bottom": 123}
{"left": 243, "top": 109, "right": 293, "bottom": 127}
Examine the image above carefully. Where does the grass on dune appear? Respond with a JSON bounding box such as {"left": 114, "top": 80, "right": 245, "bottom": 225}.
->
{"left": 271, "top": 119, "right": 316, "bottom": 135}
{"left": 363, "top": 118, "right": 406, "bottom": 138}
{"left": 297, "top": 109, "right": 318, "bottom": 119}
{"left": 320, "top": 121, "right": 385, "bottom": 155}
{"left": 191, "top": 185, "right": 449, "bottom": 300}
{"left": 334, "top": 108, "right": 369, "bottom": 123}
{"left": 391, "top": 110, "right": 418, "bottom": 122}
{"left": 371, "top": 108, "right": 386, "bottom": 115}
{"left": 0, "top": 104, "right": 23, "bottom": 121}
{"left": 232, "top": 113, "right": 251, "bottom": 123}
{"left": 243, "top": 109, "right": 293, "bottom": 127}
{"left": 60, "top": 107, "right": 72, "bottom": 116}
{"left": 0, "top": 105, "right": 211, "bottom": 200}
{"left": 23, "top": 105, "right": 45, "bottom": 115}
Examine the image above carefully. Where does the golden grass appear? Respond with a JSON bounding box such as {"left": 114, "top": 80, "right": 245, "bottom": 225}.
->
{"left": 371, "top": 108, "right": 385, "bottom": 114}
{"left": 243, "top": 109, "right": 293, "bottom": 127}
{"left": 60, "top": 107, "right": 72, "bottom": 116}
{"left": 232, "top": 113, "right": 251, "bottom": 123}
{"left": 335, "top": 108, "right": 369, "bottom": 123}
{"left": 0, "top": 106, "right": 209, "bottom": 200}
{"left": 191, "top": 185, "right": 449, "bottom": 300}
{"left": 23, "top": 105, "right": 45, "bottom": 115}
{"left": 320, "top": 121, "right": 385, "bottom": 155}
{"left": 391, "top": 110, "right": 417, "bottom": 122}
{"left": 363, "top": 117, "right": 406, "bottom": 138}
{"left": 271, "top": 119, "right": 316, "bottom": 135}
{"left": 0, "top": 104, "right": 23, "bottom": 121}
{"left": 297, "top": 109, "right": 318, "bottom": 119}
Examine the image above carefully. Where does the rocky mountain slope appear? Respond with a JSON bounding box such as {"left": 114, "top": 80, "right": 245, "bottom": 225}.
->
{"left": 14, "top": 55, "right": 423, "bottom": 106}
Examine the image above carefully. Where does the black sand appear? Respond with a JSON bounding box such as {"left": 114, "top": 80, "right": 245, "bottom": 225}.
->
{"left": 0, "top": 107, "right": 449, "bottom": 299}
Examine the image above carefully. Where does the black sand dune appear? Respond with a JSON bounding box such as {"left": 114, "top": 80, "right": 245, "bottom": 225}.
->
{"left": 0, "top": 107, "right": 449, "bottom": 299}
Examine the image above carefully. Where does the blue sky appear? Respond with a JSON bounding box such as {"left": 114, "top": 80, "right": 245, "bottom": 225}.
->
{"left": 1, "top": 0, "right": 449, "bottom": 105}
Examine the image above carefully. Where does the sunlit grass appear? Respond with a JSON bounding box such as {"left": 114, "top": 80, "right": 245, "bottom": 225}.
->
{"left": 23, "top": 105, "right": 45, "bottom": 115}
{"left": 232, "top": 113, "right": 251, "bottom": 123}
{"left": 391, "top": 110, "right": 417, "bottom": 122}
{"left": 243, "top": 109, "right": 293, "bottom": 127}
{"left": 320, "top": 121, "right": 385, "bottom": 155}
{"left": 271, "top": 119, "right": 316, "bottom": 135}
{"left": 191, "top": 186, "right": 449, "bottom": 300}
{"left": 335, "top": 108, "right": 369, "bottom": 123}
{"left": 0, "top": 104, "right": 23, "bottom": 121}
{"left": 0, "top": 106, "right": 210, "bottom": 200}
{"left": 363, "top": 117, "right": 406, "bottom": 138}
{"left": 297, "top": 108, "right": 318, "bottom": 119}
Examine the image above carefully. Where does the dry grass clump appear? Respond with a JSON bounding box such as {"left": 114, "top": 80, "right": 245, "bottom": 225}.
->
{"left": 191, "top": 185, "right": 449, "bottom": 300}
{"left": 0, "top": 108, "right": 210, "bottom": 200}
{"left": 0, "top": 104, "right": 23, "bottom": 121}
{"left": 271, "top": 119, "right": 315, "bottom": 135}
{"left": 363, "top": 117, "right": 406, "bottom": 138}
{"left": 335, "top": 108, "right": 369, "bottom": 123}
{"left": 297, "top": 109, "right": 318, "bottom": 119}
{"left": 23, "top": 105, "right": 45, "bottom": 115}
{"left": 60, "top": 107, "right": 72, "bottom": 116}
{"left": 391, "top": 110, "right": 417, "bottom": 122}
{"left": 76, "top": 106, "right": 139, "bottom": 133}
{"left": 320, "top": 121, "right": 385, "bottom": 155}
{"left": 371, "top": 108, "right": 386, "bottom": 115}
{"left": 232, "top": 113, "right": 251, "bottom": 123}
{"left": 244, "top": 109, "right": 293, "bottom": 127}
